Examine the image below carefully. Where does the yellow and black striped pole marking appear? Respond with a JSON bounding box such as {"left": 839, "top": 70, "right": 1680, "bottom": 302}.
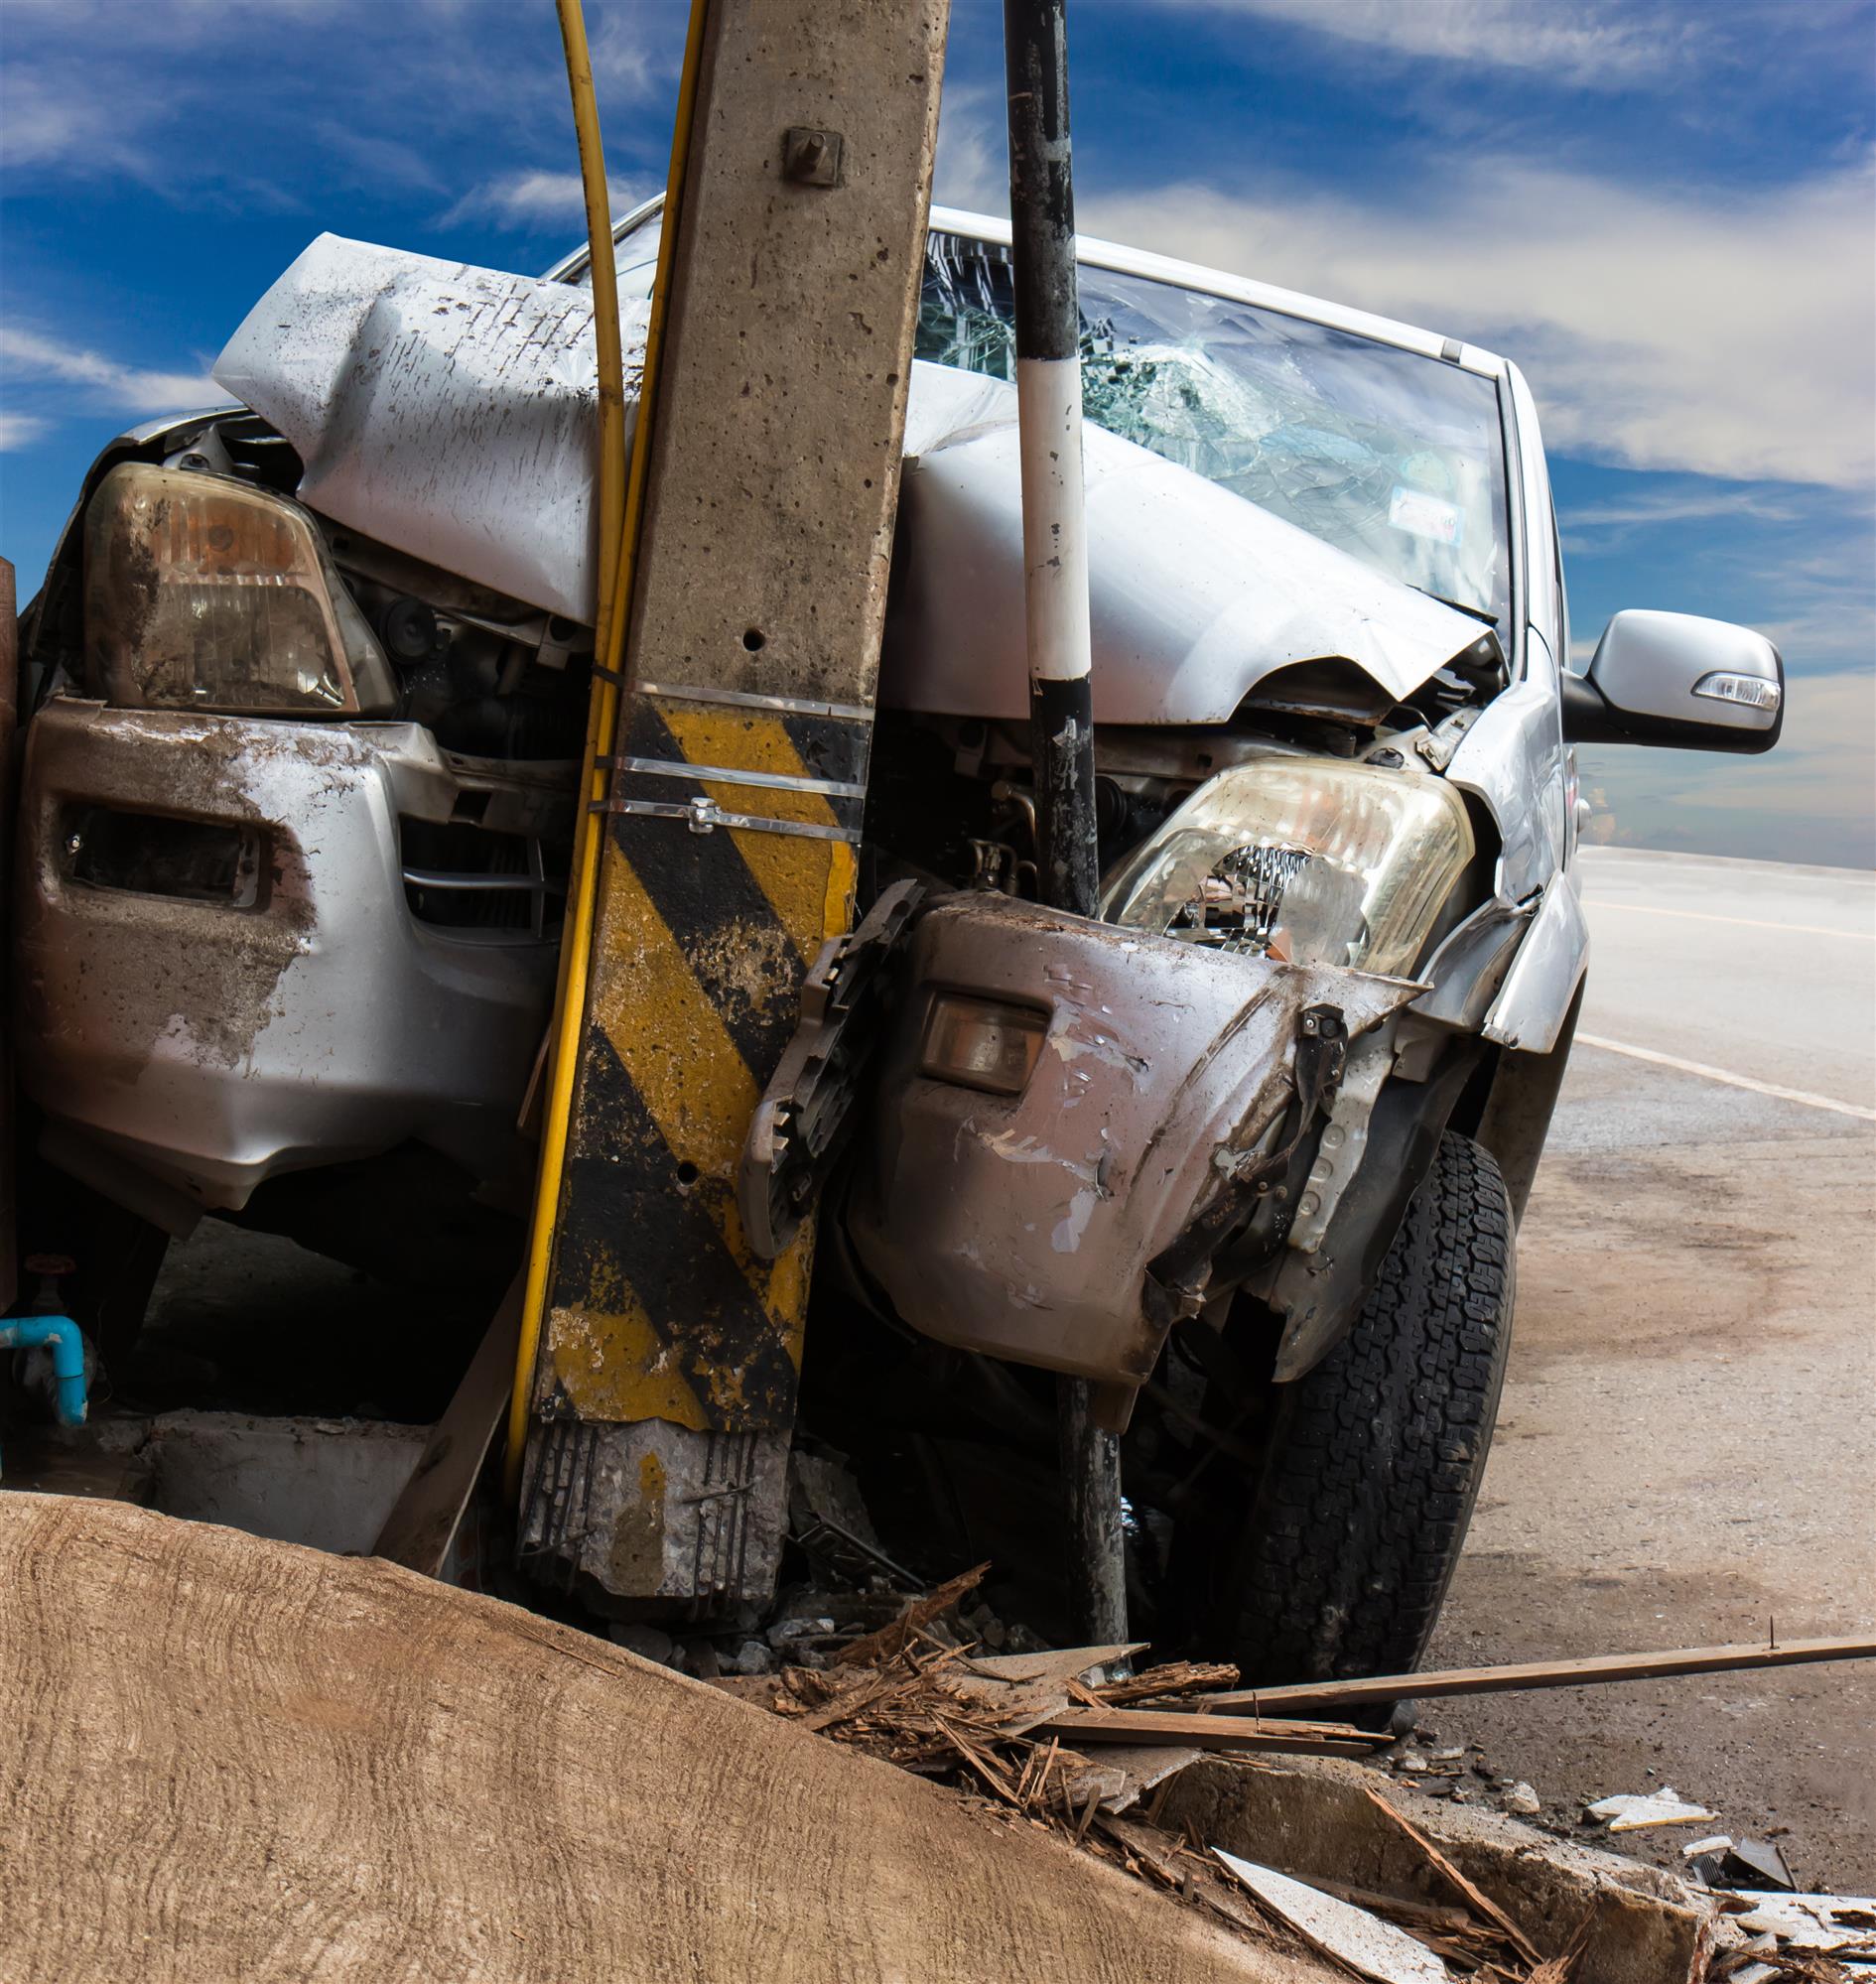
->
{"left": 540, "top": 686, "right": 866, "bottom": 1438}
{"left": 519, "top": 687, "right": 872, "bottom": 1602}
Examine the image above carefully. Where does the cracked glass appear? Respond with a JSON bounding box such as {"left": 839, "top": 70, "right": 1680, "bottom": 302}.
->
{"left": 917, "top": 229, "right": 1510, "bottom": 628}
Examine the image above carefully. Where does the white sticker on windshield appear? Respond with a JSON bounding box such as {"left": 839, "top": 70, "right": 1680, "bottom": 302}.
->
{"left": 1389, "top": 485, "right": 1464, "bottom": 546}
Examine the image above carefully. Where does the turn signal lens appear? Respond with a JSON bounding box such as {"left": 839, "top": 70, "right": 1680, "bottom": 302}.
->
{"left": 84, "top": 462, "right": 392, "bottom": 716}
{"left": 920, "top": 993, "right": 1048, "bottom": 1096}
{"left": 1692, "top": 670, "right": 1781, "bottom": 713}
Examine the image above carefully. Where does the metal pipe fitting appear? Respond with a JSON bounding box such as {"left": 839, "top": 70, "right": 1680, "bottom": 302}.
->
{"left": 0, "top": 1316, "right": 91, "bottom": 1428}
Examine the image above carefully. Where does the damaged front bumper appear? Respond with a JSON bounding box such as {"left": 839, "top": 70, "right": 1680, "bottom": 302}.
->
{"left": 14, "top": 699, "right": 567, "bottom": 1209}
{"left": 845, "top": 892, "right": 1420, "bottom": 1393}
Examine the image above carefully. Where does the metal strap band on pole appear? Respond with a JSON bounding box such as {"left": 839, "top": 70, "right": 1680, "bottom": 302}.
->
{"left": 599, "top": 754, "right": 869, "bottom": 799}
{"left": 635, "top": 679, "right": 876, "bottom": 723}
{"left": 596, "top": 796, "right": 863, "bottom": 844}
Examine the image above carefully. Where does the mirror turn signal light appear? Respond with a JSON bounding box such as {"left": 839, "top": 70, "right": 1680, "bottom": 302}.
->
{"left": 1692, "top": 670, "right": 1781, "bottom": 712}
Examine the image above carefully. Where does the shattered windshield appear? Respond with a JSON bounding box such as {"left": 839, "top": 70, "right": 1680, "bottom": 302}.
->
{"left": 592, "top": 214, "right": 1509, "bottom": 625}
{"left": 918, "top": 231, "right": 1510, "bottom": 627}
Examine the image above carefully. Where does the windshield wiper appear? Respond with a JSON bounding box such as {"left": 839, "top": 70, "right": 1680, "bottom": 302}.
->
{"left": 1408, "top": 585, "right": 1499, "bottom": 627}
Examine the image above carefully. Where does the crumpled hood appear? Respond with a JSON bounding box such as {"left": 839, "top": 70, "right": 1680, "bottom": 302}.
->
{"left": 214, "top": 233, "right": 639, "bottom": 627}
{"left": 888, "top": 364, "right": 1485, "bottom": 722}
{"left": 217, "top": 234, "right": 1484, "bottom": 718}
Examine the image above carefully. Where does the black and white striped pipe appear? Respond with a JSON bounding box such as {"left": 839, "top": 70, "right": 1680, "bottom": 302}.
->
{"left": 1004, "top": 0, "right": 1099, "bottom": 922}
{"left": 1005, "top": 0, "right": 1128, "bottom": 1651}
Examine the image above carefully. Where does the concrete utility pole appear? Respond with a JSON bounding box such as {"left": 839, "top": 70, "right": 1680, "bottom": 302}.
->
{"left": 1002, "top": 0, "right": 1129, "bottom": 1646}
{"left": 515, "top": 0, "right": 951, "bottom": 1610}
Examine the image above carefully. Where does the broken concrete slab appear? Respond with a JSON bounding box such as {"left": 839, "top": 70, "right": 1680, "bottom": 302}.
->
{"left": 1158, "top": 1753, "right": 1714, "bottom": 1984}
{"left": 1585, "top": 1788, "right": 1716, "bottom": 1833}
{"left": 147, "top": 1410, "right": 425, "bottom": 1554}
{"left": 2, "top": 1410, "right": 425, "bottom": 1553}
{"left": 1213, "top": 1851, "right": 1456, "bottom": 1983}
{"left": 1062, "top": 1744, "right": 1206, "bottom": 1815}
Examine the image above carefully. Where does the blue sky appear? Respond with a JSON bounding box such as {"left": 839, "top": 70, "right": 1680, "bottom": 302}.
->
{"left": 3, "top": 0, "right": 1872, "bottom": 864}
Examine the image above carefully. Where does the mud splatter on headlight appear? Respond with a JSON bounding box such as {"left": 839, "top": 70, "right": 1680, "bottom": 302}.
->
{"left": 83, "top": 462, "right": 395, "bottom": 717}
{"left": 1100, "top": 756, "right": 1474, "bottom": 977}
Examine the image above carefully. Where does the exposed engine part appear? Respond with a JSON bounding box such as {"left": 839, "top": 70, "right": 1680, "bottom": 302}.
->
{"left": 1142, "top": 1001, "right": 1350, "bottom": 1330}
{"left": 968, "top": 839, "right": 1026, "bottom": 894}
{"left": 380, "top": 596, "right": 447, "bottom": 666}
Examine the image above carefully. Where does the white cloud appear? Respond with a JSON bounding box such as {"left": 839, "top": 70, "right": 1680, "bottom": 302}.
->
{"left": 1082, "top": 155, "right": 1876, "bottom": 489}
{"left": 1740, "top": 552, "right": 1876, "bottom": 672}
{"left": 0, "top": 64, "right": 146, "bottom": 173}
{"left": 1149, "top": 0, "right": 1693, "bottom": 84}
{"left": 934, "top": 83, "right": 1007, "bottom": 213}
{"left": 591, "top": 13, "right": 661, "bottom": 96}
{"left": 0, "top": 327, "right": 221, "bottom": 413}
{"left": 0, "top": 413, "right": 52, "bottom": 451}
{"left": 1562, "top": 489, "right": 1802, "bottom": 535}
{"left": 443, "top": 169, "right": 651, "bottom": 229}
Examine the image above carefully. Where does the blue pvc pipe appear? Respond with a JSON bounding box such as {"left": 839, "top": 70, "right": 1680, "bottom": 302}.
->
{"left": 0, "top": 1316, "right": 90, "bottom": 1427}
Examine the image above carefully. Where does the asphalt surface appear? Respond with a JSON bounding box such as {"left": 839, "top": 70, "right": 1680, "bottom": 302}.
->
{"left": 1423, "top": 847, "right": 1876, "bottom": 1890}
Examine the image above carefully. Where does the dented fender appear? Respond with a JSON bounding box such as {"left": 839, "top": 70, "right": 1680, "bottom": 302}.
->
{"left": 844, "top": 892, "right": 1420, "bottom": 1390}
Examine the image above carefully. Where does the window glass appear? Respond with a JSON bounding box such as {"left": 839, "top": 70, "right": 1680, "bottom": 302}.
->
{"left": 614, "top": 214, "right": 662, "bottom": 303}
{"left": 919, "top": 230, "right": 1510, "bottom": 627}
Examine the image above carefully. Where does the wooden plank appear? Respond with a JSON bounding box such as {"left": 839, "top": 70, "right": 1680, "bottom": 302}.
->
{"left": 839, "top": 1562, "right": 989, "bottom": 1668}
{"left": 1035, "top": 1705, "right": 1384, "bottom": 1759}
{"left": 372, "top": 1275, "right": 523, "bottom": 1576}
{"left": 1197, "top": 1634, "right": 1876, "bottom": 1715}
{"left": 966, "top": 1643, "right": 1147, "bottom": 1686}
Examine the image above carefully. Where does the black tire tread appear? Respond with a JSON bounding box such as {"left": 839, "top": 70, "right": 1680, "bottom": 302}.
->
{"left": 1221, "top": 1129, "right": 1515, "bottom": 1684}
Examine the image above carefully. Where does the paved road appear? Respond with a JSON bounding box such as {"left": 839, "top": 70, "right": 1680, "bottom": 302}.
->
{"left": 1425, "top": 847, "right": 1876, "bottom": 1889}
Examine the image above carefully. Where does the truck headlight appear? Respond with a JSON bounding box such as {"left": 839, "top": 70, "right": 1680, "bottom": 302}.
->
{"left": 1101, "top": 757, "right": 1474, "bottom": 978}
{"left": 83, "top": 462, "right": 394, "bottom": 716}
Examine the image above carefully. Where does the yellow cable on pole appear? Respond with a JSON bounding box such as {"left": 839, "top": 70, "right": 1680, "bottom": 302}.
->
{"left": 558, "top": 0, "right": 626, "bottom": 663}
{"left": 506, "top": 0, "right": 713, "bottom": 1494}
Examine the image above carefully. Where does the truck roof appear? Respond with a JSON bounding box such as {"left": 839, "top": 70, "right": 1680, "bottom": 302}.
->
{"left": 545, "top": 194, "right": 1508, "bottom": 382}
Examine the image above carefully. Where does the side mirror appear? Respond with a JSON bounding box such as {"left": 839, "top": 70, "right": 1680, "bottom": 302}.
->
{"left": 1562, "top": 609, "right": 1784, "bottom": 754}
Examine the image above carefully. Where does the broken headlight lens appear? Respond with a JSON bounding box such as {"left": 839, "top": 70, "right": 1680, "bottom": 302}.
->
{"left": 1100, "top": 757, "right": 1474, "bottom": 977}
{"left": 920, "top": 993, "right": 1048, "bottom": 1096}
{"left": 83, "top": 462, "right": 394, "bottom": 716}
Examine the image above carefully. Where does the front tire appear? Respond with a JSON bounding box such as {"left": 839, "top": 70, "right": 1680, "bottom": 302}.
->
{"left": 1208, "top": 1129, "right": 1515, "bottom": 1686}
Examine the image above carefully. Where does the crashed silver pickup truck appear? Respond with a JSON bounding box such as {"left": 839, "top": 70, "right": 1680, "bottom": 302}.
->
{"left": 10, "top": 200, "right": 1783, "bottom": 1681}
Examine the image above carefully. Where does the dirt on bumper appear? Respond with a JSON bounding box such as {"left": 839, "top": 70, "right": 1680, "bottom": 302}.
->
{"left": 13, "top": 699, "right": 562, "bottom": 1208}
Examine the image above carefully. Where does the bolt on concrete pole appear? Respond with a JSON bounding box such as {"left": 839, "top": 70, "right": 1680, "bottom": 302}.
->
{"left": 1002, "top": 0, "right": 1128, "bottom": 1649}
